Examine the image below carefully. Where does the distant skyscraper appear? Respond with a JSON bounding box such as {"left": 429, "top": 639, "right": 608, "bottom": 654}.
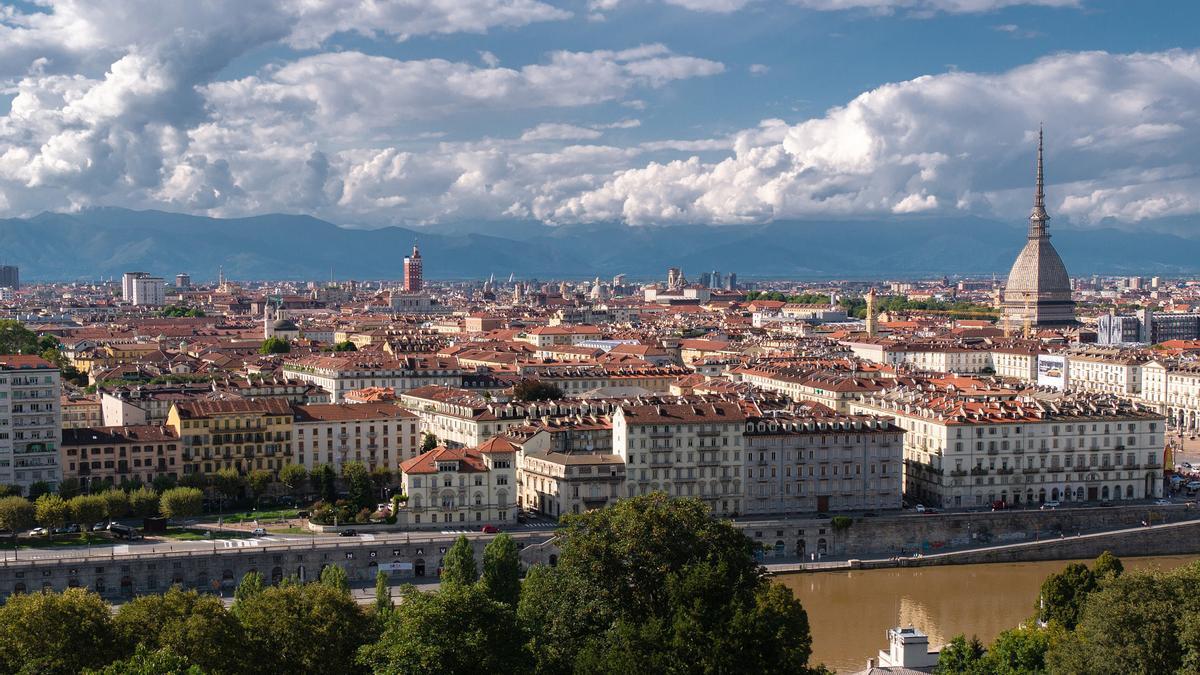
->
{"left": 612, "top": 274, "right": 626, "bottom": 288}
{"left": 122, "top": 272, "right": 148, "bottom": 302}
{"left": 698, "top": 272, "right": 712, "bottom": 288}
{"left": 175, "top": 273, "right": 191, "bottom": 289}
{"left": 1002, "top": 129, "right": 1076, "bottom": 330}
{"left": 0, "top": 266, "right": 18, "bottom": 291}
{"left": 403, "top": 244, "right": 423, "bottom": 292}
{"left": 131, "top": 276, "right": 166, "bottom": 306}
{"left": 724, "top": 273, "right": 737, "bottom": 291}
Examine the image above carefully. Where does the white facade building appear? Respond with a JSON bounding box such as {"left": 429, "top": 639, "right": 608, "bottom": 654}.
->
{"left": 0, "top": 356, "right": 62, "bottom": 492}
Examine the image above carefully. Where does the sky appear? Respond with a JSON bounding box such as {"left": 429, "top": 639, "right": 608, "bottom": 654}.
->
{"left": 1, "top": 0, "right": 1199, "bottom": 231}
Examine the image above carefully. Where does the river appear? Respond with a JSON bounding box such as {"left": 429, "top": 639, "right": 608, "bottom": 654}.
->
{"left": 778, "top": 554, "right": 1200, "bottom": 673}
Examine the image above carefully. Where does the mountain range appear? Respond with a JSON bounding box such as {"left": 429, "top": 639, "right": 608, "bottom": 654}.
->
{"left": 2, "top": 207, "right": 1198, "bottom": 282}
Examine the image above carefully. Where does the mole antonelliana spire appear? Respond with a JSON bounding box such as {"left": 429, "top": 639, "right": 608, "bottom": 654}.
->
{"left": 1001, "top": 127, "right": 1076, "bottom": 331}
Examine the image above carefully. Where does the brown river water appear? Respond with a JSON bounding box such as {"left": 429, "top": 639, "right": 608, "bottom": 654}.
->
{"left": 778, "top": 554, "right": 1200, "bottom": 673}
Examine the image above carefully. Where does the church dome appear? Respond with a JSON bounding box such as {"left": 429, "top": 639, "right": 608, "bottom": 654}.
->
{"left": 271, "top": 318, "right": 298, "bottom": 331}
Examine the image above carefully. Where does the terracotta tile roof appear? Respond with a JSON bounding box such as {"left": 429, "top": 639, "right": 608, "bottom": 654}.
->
{"left": 400, "top": 445, "right": 488, "bottom": 475}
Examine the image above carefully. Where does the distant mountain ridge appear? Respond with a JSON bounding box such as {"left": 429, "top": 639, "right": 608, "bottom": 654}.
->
{"left": 1, "top": 207, "right": 1198, "bottom": 281}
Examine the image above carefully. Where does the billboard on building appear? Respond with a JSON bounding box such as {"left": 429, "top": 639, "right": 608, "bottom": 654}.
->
{"left": 1037, "top": 354, "right": 1067, "bottom": 389}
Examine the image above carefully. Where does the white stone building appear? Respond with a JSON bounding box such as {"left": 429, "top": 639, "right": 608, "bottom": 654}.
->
{"left": 398, "top": 439, "right": 517, "bottom": 529}
{"left": 852, "top": 389, "right": 1165, "bottom": 508}
{"left": 0, "top": 356, "right": 62, "bottom": 492}
{"left": 292, "top": 402, "right": 419, "bottom": 473}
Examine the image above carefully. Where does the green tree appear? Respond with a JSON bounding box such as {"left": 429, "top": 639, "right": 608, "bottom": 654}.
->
{"left": 0, "top": 495, "right": 34, "bottom": 537}
{"left": 27, "top": 480, "right": 52, "bottom": 501}
{"left": 1046, "top": 563, "right": 1200, "bottom": 675}
{"left": 320, "top": 564, "right": 350, "bottom": 595}
{"left": 259, "top": 337, "right": 290, "bottom": 354}
{"left": 982, "top": 624, "right": 1051, "bottom": 675}
{"left": 101, "top": 489, "right": 130, "bottom": 521}
{"left": 1092, "top": 550, "right": 1124, "bottom": 583}
{"left": 343, "top": 462, "right": 372, "bottom": 510}
{"left": 479, "top": 532, "right": 521, "bottom": 607}
{"left": 0, "top": 588, "right": 123, "bottom": 675}
{"left": 159, "top": 487, "right": 204, "bottom": 520}
{"left": 374, "top": 570, "right": 392, "bottom": 616}
{"left": 512, "top": 379, "right": 564, "bottom": 402}
{"left": 935, "top": 635, "right": 987, "bottom": 674}
{"left": 370, "top": 466, "right": 393, "bottom": 494}
{"left": 312, "top": 464, "right": 337, "bottom": 504}
{"left": 87, "top": 644, "right": 203, "bottom": 675}
{"left": 34, "top": 493, "right": 69, "bottom": 534}
{"left": 68, "top": 494, "right": 108, "bottom": 531}
{"left": 517, "top": 493, "right": 816, "bottom": 674}
{"left": 1036, "top": 562, "right": 1096, "bottom": 629}
{"left": 56, "top": 477, "right": 82, "bottom": 499}
{"left": 151, "top": 475, "right": 177, "bottom": 493}
{"left": 235, "top": 582, "right": 370, "bottom": 674}
{"left": 212, "top": 468, "right": 246, "bottom": 505}
{"left": 420, "top": 433, "right": 438, "bottom": 453}
{"left": 440, "top": 535, "right": 477, "bottom": 587}
{"left": 332, "top": 341, "right": 357, "bottom": 352}
{"left": 247, "top": 469, "right": 273, "bottom": 504}
{"left": 0, "top": 319, "right": 41, "bottom": 354}
{"left": 359, "top": 583, "right": 528, "bottom": 675}
{"left": 234, "top": 570, "right": 266, "bottom": 608}
{"left": 113, "top": 587, "right": 244, "bottom": 674}
{"left": 278, "top": 463, "right": 309, "bottom": 495}
{"left": 128, "top": 486, "right": 160, "bottom": 518}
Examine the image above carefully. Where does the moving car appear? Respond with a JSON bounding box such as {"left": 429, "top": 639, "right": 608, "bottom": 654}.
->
{"left": 251, "top": 527, "right": 267, "bottom": 536}
{"left": 338, "top": 529, "right": 358, "bottom": 537}
{"left": 480, "top": 524, "right": 498, "bottom": 534}
{"left": 914, "top": 504, "right": 926, "bottom": 513}
{"left": 1040, "top": 501, "right": 1060, "bottom": 510}
{"left": 1154, "top": 499, "right": 1172, "bottom": 506}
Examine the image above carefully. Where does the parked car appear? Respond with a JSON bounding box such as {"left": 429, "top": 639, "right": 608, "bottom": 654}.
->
{"left": 1186, "top": 480, "right": 1200, "bottom": 491}
{"left": 1183, "top": 462, "right": 1194, "bottom": 470}
{"left": 251, "top": 527, "right": 267, "bottom": 536}
{"left": 914, "top": 504, "right": 926, "bottom": 513}
{"left": 27, "top": 527, "right": 47, "bottom": 536}
{"left": 1100, "top": 500, "right": 1115, "bottom": 507}
{"left": 480, "top": 524, "right": 498, "bottom": 534}
{"left": 338, "top": 529, "right": 358, "bottom": 537}
{"left": 1040, "top": 501, "right": 1060, "bottom": 510}
{"left": 93, "top": 521, "right": 110, "bottom": 531}
{"left": 1154, "top": 499, "right": 1172, "bottom": 506}
{"left": 296, "top": 510, "right": 310, "bottom": 519}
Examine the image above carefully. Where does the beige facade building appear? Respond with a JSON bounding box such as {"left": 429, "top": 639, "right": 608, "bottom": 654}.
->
{"left": 852, "top": 389, "right": 1165, "bottom": 508}
{"left": 293, "top": 403, "right": 419, "bottom": 473}
{"left": 0, "top": 356, "right": 62, "bottom": 492}
{"left": 398, "top": 438, "right": 517, "bottom": 529}
{"left": 612, "top": 401, "right": 746, "bottom": 517}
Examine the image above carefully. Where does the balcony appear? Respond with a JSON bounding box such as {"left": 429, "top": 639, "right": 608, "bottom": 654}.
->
{"left": 997, "top": 468, "right": 1015, "bottom": 475}
{"left": 950, "top": 470, "right": 968, "bottom": 477}
{"left": 970, "top": 468, "right": 989, "bottom": 476}
{"left": 1022, "top": 468, "right": 1040, "bottom": 475}
{"left": 987, "top": 448, "right": 999, "bottom": 455}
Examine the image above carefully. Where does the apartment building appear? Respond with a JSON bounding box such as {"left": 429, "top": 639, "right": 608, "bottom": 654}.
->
{"left": 398, "top": 439, "right": 518, "bottom": 529}
{"left": 166, "top": 399, "right": 293, "bottom": 476}
{"left": 283, "top": 354, "right": 463, "bottom": 402}
{"left": 1142, "top": 359, "right": 1200, "bottom": 431}
{"left": 293, "top": 402, "right": 419, "bottom": 473}
{"left": 741, "top": 410, "right": 904, "bottom": 516}
{"left": 852, "top": 389, "right": 1165, "bottom": 508}
{"left": 612, "top": 400, "right": 746, "bottom": 517}
{"left": 1066, "top": 348, "right": 1148, "bottom": 396}
{"left": 0, "top": 356, "right": 62, "bottom": 492}
{"left": 519, "top": 447, "right": 626, "bottom": 518}
{"left": 61, "top": 425, "right": 180, "bottom": 489}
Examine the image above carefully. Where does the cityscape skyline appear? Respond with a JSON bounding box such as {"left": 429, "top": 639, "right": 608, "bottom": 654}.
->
{"left": 0, "top": 1, "right": 1199, "bottom": 232}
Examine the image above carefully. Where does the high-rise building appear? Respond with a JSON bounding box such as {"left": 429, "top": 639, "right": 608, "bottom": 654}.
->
{"left": 175, "top": 273, "right": 191, "bottom": 288}
{"left": 0, "top": 355, "right": 61, "bottom": 492}
{"left": 122, "top": 272, "right": 148, "bottom": 302}
{"left": 131, "top": 276, "right": 166, "bottom": 306}
{"left": 403, "top": 244, "right": 423, "bottom": 292}
{"left": 724, "top": 273, "right": 737, "bottom": 291}
{"left": 1002, "top": 129, "right": 1076, "bottom": 330}
{"left": 0, "top": 266, "right": 19, "bottom": 290}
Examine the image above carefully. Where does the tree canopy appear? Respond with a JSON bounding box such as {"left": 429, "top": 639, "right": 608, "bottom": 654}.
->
{"left": 259, "top": 337, "right": 291, "bottom": 354}
{"left": 517, "top": 493, "right": 817, "bottom": 674}
{"left": 512, "top": 379, "right": 564, "bottom": 402}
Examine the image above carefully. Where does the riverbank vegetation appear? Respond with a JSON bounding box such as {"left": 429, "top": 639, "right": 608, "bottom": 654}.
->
{"left": 0, "top": 495, "right": 824, "bottom": 675}
{"left": 935, "top": 551, "right": 1200, "bottom": 674}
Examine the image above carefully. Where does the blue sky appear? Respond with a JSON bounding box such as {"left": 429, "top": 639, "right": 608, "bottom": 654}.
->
{"left": 1, "top": 0, "right": 1200, "bottom": 229}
